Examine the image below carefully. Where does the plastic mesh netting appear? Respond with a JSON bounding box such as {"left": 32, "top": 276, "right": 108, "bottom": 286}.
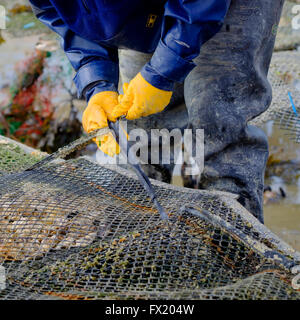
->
{"left": 0, "top": 141, "right": 43, "bottom": 176}
{"left": 0, "top": 137, "right": 300, "bottom": 300}
{"left": 251, "top": 51, "right": 300, "bottom": 129}
{"left": 251, "top": 51, "right": 300, "bottom": 132}
{"left": 250, "top": 51, "right": 300, "bottom": 143}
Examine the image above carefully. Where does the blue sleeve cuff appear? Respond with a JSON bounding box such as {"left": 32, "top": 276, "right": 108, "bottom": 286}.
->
{"left": 141, "top": 40, "right": 196, "bottom": 90}
{"left": 85, "top": 81, "right": 117, "bottom": 102}
{"left": 73, "top": 60, "right": 119, "bottom": 98}
{"left": 141, "top": 64, "right": 174, "bottom": 91}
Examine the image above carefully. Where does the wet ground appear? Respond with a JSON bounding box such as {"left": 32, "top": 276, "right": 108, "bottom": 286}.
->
{"left": 0, "top": 4, "right": 299, "bottom": 252}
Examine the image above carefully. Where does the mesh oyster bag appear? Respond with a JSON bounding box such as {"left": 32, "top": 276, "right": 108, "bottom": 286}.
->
{"left": 0, "top": 137, "right": 299, "bottom": 300}
{"left": 251, "top": 51, "right": 300, "bottom": 138}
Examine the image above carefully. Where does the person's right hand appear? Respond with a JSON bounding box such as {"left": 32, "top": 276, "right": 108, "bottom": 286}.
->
{"left": 82, "top": 91, "right": 120, "bottom": 157}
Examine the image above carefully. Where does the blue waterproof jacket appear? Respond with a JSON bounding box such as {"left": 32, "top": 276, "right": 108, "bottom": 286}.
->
{"left": 29, "top": 0, "right": 231, "bottom": 100}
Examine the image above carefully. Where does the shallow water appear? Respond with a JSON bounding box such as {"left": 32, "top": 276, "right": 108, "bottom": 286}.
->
{"left": 263, "top": 122, "right": 300, "bottom": 251}
{"left": 265, "top": 201, "right": 300, "bottom": 251}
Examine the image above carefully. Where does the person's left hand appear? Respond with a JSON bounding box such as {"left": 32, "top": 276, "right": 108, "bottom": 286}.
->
{"left": 112, "top": 72, "right": 172, "bottom": 120}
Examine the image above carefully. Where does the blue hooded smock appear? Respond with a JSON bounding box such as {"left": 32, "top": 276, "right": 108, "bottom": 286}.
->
{"left": 29, "top": 0, "right": 231, "bottom": 100}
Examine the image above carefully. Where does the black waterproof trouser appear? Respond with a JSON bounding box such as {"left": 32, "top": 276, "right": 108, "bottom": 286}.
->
{"left": 118, "top": 0, "right": 285, "bottom": 223}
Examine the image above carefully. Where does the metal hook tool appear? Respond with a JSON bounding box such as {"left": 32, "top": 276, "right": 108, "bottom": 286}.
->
{"left": 108, "top": 119, "right": 168, "bottom": 220}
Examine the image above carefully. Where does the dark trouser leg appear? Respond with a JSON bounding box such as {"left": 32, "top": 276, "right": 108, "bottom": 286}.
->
{"left": 184, "top": 0, "right": 285, "bottom": 223}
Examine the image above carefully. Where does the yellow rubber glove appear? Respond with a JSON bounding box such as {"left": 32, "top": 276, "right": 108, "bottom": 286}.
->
{"left": 82, "top": 91, "right": 120, "bottom": 157}
{"left": 113, "top": 73, "right": 172, "bottom": 120}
